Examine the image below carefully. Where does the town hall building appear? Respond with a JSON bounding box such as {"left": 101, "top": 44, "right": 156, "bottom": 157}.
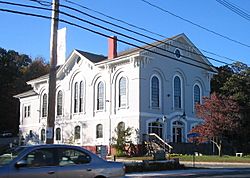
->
{"left": 15, "top": 33, "right": 217, "bottom": 154}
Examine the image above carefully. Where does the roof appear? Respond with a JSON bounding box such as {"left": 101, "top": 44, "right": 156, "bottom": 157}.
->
{"left": 14, "top": 89, "right": 38, "bottom": 99}
{"left": 75, "top": 49, "right": 107, "bottom": 63}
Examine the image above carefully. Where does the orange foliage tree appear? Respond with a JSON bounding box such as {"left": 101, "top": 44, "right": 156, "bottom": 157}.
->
{"left": 191, "top": 93, "right": 240, "bottom": 156}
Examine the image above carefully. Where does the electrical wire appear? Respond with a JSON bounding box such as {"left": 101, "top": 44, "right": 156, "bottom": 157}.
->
{"left": 0, "top": 1, "right": 219, "bottom": 68}
{"left": 216, "top": 0, "right": 250, "bottom": 21}
{"left": 60, "top": 0, "right": 240, "bottom": 64}
{"left": 141, "top": 0, "right": 250, "bottom": 48}
{"left": 0, "top": 6, "right": 217, "bottom": 72}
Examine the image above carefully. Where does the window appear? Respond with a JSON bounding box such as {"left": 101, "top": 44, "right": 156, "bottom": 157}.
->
{"left": 42, "top": 94, "right": 47, "bottom": 117}
{"left": 96, "top": 124, "right": 103, "bottom": 138}
{"left": 148, "top": 122, "right": 163, "bottom": 138}
{"left": 74, "top": 126, "right": 81, "bottom": 140}
{"left": 117, "top": 122, "right": 125, "bottom": 131}
{"left": 29, "top": 130, "right": 33, "bottom": 138}
{"left": 172, "top": 121, "right": 184, "bottom": 143}
{"left": 175, "top": 48, "right": 181, "bottom": 58}
{"left": 119, "top": 77, "right": 127, "bottom": 107}
{"left": 74, "top": 82, "right": 78, "bottom": 113}
{"left": 24, "top": 105, "right": 31, "bottom": 118}
{"left": 58, "top": 148, "right": 91, "bottom": 166}
{"left": 194, "top": 84, "right": 201, "bottom": 106}
{"left": 24, "top": 148, "right": 55, "bottom": 167}
{"left": 151, "top": 76, "right": 160, "bottom": 108}
{"left": 97, "top": 82, "right": 104, "bottom": 110}
{"left": 41, "top": 129, "right": 45, "bottom": 142}
{"left": 57, "top": 90, "right": 63, "bottom": 116}
{"left": 174, "top": 76, "right": 182, "bottom": 109}
{"left": 56, "top": 128, "right": 61, "bottom": 141}
{"left": 79, "top": 81, "right": 84, "bottom": 112}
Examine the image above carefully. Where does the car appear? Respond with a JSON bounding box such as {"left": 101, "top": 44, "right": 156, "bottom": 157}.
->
{"left": 0, "top": 144, "right": 125, "bottom": 178}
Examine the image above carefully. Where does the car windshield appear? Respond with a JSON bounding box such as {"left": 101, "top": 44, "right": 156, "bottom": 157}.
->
{"left": 0, "top": 146, "right": 26, "bottom": 166}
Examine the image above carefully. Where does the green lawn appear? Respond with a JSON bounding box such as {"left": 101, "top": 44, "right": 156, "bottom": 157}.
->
{"left": 120, "top": 155, "right": 250, "bottom": 163}
{"left": 175, "top": 155, "right": 250, "bottom": 163}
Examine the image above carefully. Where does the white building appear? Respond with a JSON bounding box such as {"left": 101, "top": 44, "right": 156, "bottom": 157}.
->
{"left": 15, "top": 34, "right": 216, "bottom": 154}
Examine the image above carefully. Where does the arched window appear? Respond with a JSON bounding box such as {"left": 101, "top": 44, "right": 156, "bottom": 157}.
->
{"left": 172, "top": 121, "right": 184, "bottom": 143}
{"left": 74, "top": 126, "right": 81, "bottom": 140}
{"left": 148, "top": 122, "right": 163, "bottom": 138}
{"left": 97, "top": 82, "right": 104, "bottom": 110}
{"left": 55, "top": 128, "right": 61, "bottom": 141}
{"left": 174, "top": 76, "right": 182, "bottom": 109}
{"left": 194, "top": 84, "right": 201, "bottom": 106}
{"left": 79, "top": 81, "right": 84, "bottom": 112}
{"left": 42, "top": 94, "right": 47, "bottom": 117}
{"left": 57, "top": 90, "right": 63, "bottom": 116}
{"left": 119, "top": 77, "right": 127, "bottom": 107}
{"left": 96, "top": 124, "right": 103, "bottom": 138}
{"left": 40, "top": 129, "right": 45, "bottom": 141}
{"left": 74, "top": 82, "right": 78, "bottom": 113}
{"left": 117, "top": 122, "right": 125, "bottom": 131}
{"left": 151, "top": 76, "right": 160, "bottom": 108}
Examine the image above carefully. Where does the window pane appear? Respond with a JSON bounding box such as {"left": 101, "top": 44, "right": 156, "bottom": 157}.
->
{"left": 57, "top": 90, "right": 63, "bottom": 116}
{"left": 151, "top": 76, "right": 159, "bottom": 107}
{"left": 194, "top": 85, "right": 201, "bottom": 104}
{"left": 56, "top": 128, "right": 61, "bottom": 141}
{"left": 74, "top": 126, "right": 80, "bottom": 139}
{"left": 174, "top": 76, "right": 181, "bottom": 109}
{"left": 119, "top": 77, "right": 127, "bottom": 107}
{"left": 79, "top": 81, "right": 84, "bottom": 112}
{"left": 96, "top": 124, "right": 103, "bottom": 138}
{"left": 97, "top": 82, "right": 104, "bottom": 110}
{"left": 41, "top": 129, "right": 45, "bottom": 141}
{"left": 58, "top": 148, "right": 91, "bottom": 166}
{"left": 42, "top": 94, "right": 47, "bottom": 117}
{"left": 74, "top": 82, "right": 78, "bottom": 113}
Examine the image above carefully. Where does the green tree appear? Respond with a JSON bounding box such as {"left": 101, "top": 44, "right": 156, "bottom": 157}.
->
{"left": 112, "top": 123, "right": 133, "bottom": 156}
{"left": 0, "top": 47, "right": 49, "bottom": 134}
{"left": 211, "top": 62, "right": 250, "bottom": 152}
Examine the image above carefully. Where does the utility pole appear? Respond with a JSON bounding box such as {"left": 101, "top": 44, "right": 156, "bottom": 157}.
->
{"left": 46, "top": 0, "right": 59, "bottom": 144}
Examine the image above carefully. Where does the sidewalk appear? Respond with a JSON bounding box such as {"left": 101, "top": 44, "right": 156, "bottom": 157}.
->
{"left": 181, "top": 161, "right": 250, "bottom": 168}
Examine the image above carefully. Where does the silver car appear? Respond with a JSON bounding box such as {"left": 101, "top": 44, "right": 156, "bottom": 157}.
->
{"left": 0, "top": 144, "right": 125, "bottom": 178}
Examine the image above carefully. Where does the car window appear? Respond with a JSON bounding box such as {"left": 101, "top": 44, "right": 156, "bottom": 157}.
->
{"left": 24, "top": 148, "right": 55, "bottom": 167}
{"left": 0, "top": 146, "right": 26, "bottom": 166}
{"left": 58, "top": 148, "right": 91, "bottom": 166}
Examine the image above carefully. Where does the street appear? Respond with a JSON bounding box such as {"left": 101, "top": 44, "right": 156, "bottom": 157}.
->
{"left": 126, "top": 168, "right": 250, "bottom": 177}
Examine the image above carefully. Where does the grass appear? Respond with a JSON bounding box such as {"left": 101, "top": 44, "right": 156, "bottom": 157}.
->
{"left": 175, "top": 155, "right": 250, "bottom": 163}
{"left": 118, "top": 154, "right": 250, "bottom": 163}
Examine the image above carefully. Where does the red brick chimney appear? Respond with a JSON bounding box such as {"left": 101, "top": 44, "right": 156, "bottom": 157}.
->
{"left": 108, "top": 36, "right": 117, "bottom": 59}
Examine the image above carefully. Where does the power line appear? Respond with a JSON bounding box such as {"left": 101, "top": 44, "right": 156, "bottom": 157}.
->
{"left": 3, "top": 1, "right": 222, "bottom": 68}
{"left": 0, "top": 6, "right": 217, "bottom": 72}
{"left": 216, "top": 0, "right": 250, "bottom": 21}
{"left": 61, "top": 0, "right": 239, "bottom": 64}
{"left": 141, "top": 0, "right": 250, "bottom": 48}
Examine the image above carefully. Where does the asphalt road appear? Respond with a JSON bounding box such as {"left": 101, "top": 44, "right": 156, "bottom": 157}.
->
{"left": 126, "top": 168, "right": 250, "bottom": 177}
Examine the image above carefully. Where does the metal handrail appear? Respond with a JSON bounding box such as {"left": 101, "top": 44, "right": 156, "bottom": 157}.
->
{"left": 148, "top": 133, "right": 173, "bottom": 150}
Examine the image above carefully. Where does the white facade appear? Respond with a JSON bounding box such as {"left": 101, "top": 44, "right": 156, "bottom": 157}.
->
{"left": 15, "top": 34, "right": 216, "bottom": 151}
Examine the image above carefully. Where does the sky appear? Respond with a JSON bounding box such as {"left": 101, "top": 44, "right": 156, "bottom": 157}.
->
{"left": 0, "top": 0, "right": 250, "bottom": 67}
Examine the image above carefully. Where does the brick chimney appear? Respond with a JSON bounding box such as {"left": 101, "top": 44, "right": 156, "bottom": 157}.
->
{"left": 108, "top": 36, "right": 117, "bottom": 59}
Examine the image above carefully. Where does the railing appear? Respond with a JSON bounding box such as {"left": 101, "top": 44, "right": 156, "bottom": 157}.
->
{"left": 144, "top": 133, "right": 173, "bottom": 154}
